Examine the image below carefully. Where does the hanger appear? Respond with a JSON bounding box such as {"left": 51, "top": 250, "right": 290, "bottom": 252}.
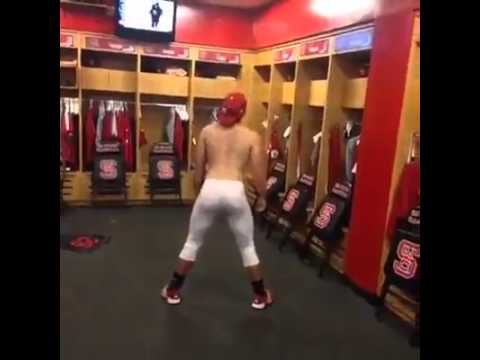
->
{"left": 312, "top": 131, "right": 322, "bottom": 143}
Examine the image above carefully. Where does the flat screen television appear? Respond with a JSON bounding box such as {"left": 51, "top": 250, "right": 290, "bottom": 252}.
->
{"left": 115, "top": 0, "right": 177, "bottom": 42}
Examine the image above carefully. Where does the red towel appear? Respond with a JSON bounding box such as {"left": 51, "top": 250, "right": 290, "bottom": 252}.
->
{"left": 174, "top": 113, "right": 184, "bottom": 162}
{"left": 387, "top": 161, "right": 420, "bottom": 240}
{"left": 328, "top": 124, "right": 342, "bottom": 191}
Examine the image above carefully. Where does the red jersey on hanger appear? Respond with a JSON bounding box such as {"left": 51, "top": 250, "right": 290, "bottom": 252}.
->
{"left": 85, "top": 103, "right": 96, "bottom": 166}
{"left": 123, "top": 110, "right": 134, "bottom": 171}
{"left": 60, "top": 110, "right": 77, "bottom": 169}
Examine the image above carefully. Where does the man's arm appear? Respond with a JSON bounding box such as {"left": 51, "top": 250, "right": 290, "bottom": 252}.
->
{"left": 194, "top": 128, "right": 208, "bottom": 190}
{"left": 250, "top": 133, "right": 267, "bottom": 198}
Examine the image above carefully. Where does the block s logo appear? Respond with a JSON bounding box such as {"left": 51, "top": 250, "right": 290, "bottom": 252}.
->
{"left": 99, "top": 159, "right": 118, "bottom": 180}
{"left": 393, "top": 240, "right": 420, "bottom": 279}
{"left": 314, "top": 202, "right": 336, "bottom": 229}
{"left": 282, "top": 189, "right": 300, "bottom": 212}
{"left": 157, "top": 160, "right": 174, "bottom": 180}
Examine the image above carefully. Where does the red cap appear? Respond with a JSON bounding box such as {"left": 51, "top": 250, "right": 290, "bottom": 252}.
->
{"left": 217, "top": 92, "right": 247, "bottom": 127}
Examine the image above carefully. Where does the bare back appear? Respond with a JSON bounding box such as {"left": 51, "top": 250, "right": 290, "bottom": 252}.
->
{"left": 202, "top": 123, "right": 255, "bottom": 181}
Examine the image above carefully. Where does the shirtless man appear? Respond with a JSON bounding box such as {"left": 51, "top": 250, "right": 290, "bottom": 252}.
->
{"left": 161, "top": 93, "right": 273, "bottom": 310}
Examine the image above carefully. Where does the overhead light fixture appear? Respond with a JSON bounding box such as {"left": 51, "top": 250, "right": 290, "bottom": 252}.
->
{"left": 311, "top": 0, "right": 376, "bottom": 18}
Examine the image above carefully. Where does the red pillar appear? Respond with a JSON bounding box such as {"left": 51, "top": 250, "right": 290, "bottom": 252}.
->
{"left": 344, "top": 1, "right": 417, "bottom": 294}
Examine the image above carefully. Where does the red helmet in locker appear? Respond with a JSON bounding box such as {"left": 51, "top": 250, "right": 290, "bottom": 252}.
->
{"left": 217, "top": 92, "right": 247, "bottom": 127}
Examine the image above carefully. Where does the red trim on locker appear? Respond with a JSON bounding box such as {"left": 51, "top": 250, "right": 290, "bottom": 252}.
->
{"left": 300, "top": 39, "right": 330, "bottom": 57}
{"left": 143, "top": 45, "right": 190, "bottom": 59}
{"left": 344, "top": 2, "right": 416, "bottom": 294}
{"left": 85, "top": 36, "right": 136, "bottom": 53}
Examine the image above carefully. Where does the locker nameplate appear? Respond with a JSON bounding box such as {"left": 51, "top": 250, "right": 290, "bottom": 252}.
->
{"left": 60, "top": 33, "right": 75, "bottom": 48}
{"left": 85, "top": 36, "right": 136, "bottom": 53}
{"left": 143, "top": 45, "right": 190, "bottom": 59}
{"left": 198, "top": 50, "right": 241, "bottom": 64}
{"left": 334, "top": 28, "right": 374, "bottom": 53}
{"left": 275, "top": 47, "right": 296, "bottom": 63}
{"left": 301, "top": 39, "right": 329, "bottom": 57}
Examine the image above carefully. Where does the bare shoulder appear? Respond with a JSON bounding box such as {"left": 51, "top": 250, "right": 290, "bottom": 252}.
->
{"left": 200, "top": 123, "right": 215, "bottom": 138}
{"left": 239, "top": 126, "right": 260, "bottom": 145}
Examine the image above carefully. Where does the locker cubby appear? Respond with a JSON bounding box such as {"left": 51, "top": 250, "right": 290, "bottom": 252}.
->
{"left": 81, "top": 91, "right": 137, "bottom": 172}
{"left": 61, "top": 48, "right": 78, "bottom": 89}
{"left": 336, "top": 50, "right": 371, "bottom": 78}
{"left": 336, "top": 108, "right": 363, "bottom": 189}
{"left": 81, "top": 50, "right": 137, "bottom": 71}
{"left": 342, "top": 108, "right": 364, "bottom": 123}
{"left": 254, "top": 65, "right": 271, "bottom": 83}
{"left": 194, "top": 62, "right": 241, "bottom": 99}
{"left": 298, "top": 107, "right": 324, "bottom": 176}
{"left": 60, "top": 105, "right": 80, "bottom": 172}
{"left": 61, "top": 88, "right": 79, "bottom": 99}
{"left": 139, "top": 56, "right": 191, "bottom": 97}
{"left": 141, "top": 56, "right": 190, "bottom": 75}
{"left": 274, "top": 62, "right": 296, "bottom": 105}
{"left": 256, "top": 102, "right": 269, "bottom": 142}
{"left": 81, "top": 50, "right": 137, "bottom": 92}
{"left": 60, "top": 67, "right": 77, "bottom": 89}
{"left": 299, "top": 57, "right": 330, "bottom": 107}
{"left": 253, "top": 65, "right": 271, "bottom": 103}
{"left": 61, "top": 48, "right": 77, "bottom": 63}
{"left": 275, "top": 62, "right": 296, "bottom": 82}
{"left": 272, "top": 104, "right": 294, "bottom": 160}
{"left": 139, "top": 94, "right": 190, "bottom": 172}
{"left": 195, "top": 61, "right": 241, "bottom": 79}
{"left": 335, "top": 50, "right": 371, "bottom": 108}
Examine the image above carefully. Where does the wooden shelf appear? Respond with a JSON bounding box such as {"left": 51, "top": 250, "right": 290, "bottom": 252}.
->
{"left": 108, "top": 70, "right": 136, "bottom": 93}
{"left": 342, "top": 78, "right": 367, "bottom": 108}
{"left": 309, "top": 80, "right": 328, "bottom": 107}
{"left": 194, "top": 77, "right": 239, "bottom": 99}
{"left": 282, "top": 82, "right": 295, "bottom": 105}
{"left": 81, "top": 68, "right": 136, "bottom": 93}
{"left": 139, "top": 73, "right": 189, "bottom": 97}
{"left": 81, "top": 68, "right": 109, "bottom": 90}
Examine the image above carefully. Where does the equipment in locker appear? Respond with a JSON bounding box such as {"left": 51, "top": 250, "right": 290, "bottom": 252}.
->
{"left": 265, "top": 174, "right": 315, "bottom": 252}
{"left": 375, "top": 205, "right": 420, "bottom": 348}
{"left": 60, "top": 98, "right": 79, "bottom": 171}
{"left": 300, "top": 180, "right": 353, "bottom": 276}
{"left": 147, "top": 142, "right": 182, "bottom": 201}
{"left": 254, "top": 161, "right": 287, "bottom": 227}
{"left": 91, "top": 140, "right": 127, "bottom": 200}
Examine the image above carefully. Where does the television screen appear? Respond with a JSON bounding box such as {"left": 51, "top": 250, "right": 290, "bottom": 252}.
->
{"left": 116, "top": 0, "right": 177, "bottom": 42}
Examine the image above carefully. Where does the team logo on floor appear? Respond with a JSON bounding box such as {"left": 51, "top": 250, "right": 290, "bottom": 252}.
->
{"left": 60, "top": 234, "right": 111, "bottom": 253}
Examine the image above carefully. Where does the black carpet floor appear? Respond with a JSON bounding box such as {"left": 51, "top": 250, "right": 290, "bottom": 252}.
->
{"left": 60, "top": 206, "right": 420, "bottom": 360}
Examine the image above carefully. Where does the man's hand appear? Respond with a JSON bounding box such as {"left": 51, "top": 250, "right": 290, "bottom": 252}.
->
{"left": 254, "top": 195, "right": 267, "bottom": 213}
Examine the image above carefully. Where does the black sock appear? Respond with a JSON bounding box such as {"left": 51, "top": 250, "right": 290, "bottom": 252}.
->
{"left": 251, "top": 279, "right": 266, "bottom": 296}
{"left": 167, "top": 272, "right": 186, "bottom": 291}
